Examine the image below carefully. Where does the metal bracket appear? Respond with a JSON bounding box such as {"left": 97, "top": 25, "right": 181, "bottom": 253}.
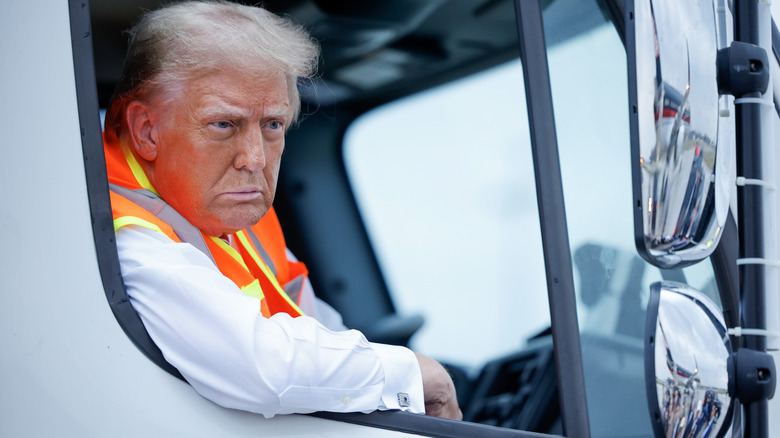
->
{"left": 728, "top": 348, "right": 777, "bottom": 404}
{"left": 717, "top": 41, "right": 770, "bottom": 97}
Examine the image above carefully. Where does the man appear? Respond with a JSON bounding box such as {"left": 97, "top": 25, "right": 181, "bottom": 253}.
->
{"left": 103, "top": 0, "right": 461, "bottom": 420}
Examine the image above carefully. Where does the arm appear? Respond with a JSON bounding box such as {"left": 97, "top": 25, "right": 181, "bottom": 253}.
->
{"left": 284, "top": 248, "right": 348, "bottom": 332}
{"left": 286, "top": 251, "right": 461, "bottom": 420}
{"left": 416, "top": 354, "right": 463, "bottom": 420}
{"left": 116, "top": 224, "right": 425, "bottom": 418}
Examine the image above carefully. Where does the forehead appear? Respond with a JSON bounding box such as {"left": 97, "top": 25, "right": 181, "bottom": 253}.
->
{"left": 163, "top": 67, "right": 292, "bottom": 118}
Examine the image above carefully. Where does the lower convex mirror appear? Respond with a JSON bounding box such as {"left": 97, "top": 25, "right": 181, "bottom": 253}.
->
{"left": 645, "top": 282, "right": 733, "bottom": 438}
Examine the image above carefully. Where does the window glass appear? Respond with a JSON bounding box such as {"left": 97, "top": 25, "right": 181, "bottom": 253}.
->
{"left": 344, "top": 60, "right": 549, "bottom": 373}
{"left": 543, "top": 3, "right": 718, "bottom": 436}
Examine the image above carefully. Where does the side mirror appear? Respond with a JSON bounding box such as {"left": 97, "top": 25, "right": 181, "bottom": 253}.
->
{"left": 645, "top": 282, "right": 733, "bottom": 438}
{"left": 627, "top": 0, "right": 733, "bottom": 269}
{"left": 645, "top": 282, "right": 778, "bottom": 438}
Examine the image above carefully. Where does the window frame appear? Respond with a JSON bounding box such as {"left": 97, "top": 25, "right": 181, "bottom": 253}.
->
{"left": 70, "top": 0, "right": 184, "bottom": 380}
{"left": 74, "top": 0, "right": 582, "bottom": 436}
{"left": 513, "top": 0, "right": 591, "bottom": 435}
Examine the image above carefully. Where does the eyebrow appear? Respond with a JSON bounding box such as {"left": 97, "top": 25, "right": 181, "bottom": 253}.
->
{"left": 260, "top": 105, "right": 294, "bottom": 122}
{"left": 197, "top": 102, "right": 250, "bottom": 120}
{"left": 198, "top": 102, "right": 292, "bottom": 122}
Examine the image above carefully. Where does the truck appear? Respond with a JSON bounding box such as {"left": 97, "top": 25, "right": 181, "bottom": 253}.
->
{"left": 2, "top": 0, "right": 779, "bottom": 437}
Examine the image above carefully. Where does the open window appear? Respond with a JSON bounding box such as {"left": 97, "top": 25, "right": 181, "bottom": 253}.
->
{"left": 80, "top": 0, "right": 699, "bottom": 436}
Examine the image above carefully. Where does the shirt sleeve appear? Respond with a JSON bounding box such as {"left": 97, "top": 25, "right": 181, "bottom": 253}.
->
{"left": 285, "top": 248, "right": 348, "bottom": 332}
{"left": 115, "top": 224, "right": 425, "bottom": 418}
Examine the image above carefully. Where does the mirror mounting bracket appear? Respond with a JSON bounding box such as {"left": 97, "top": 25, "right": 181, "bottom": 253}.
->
{"left": 717, "top": 41, "right": 769, "bottom": 97}
{"left": 727, "top": 348, "right": 777, "bottom": 404}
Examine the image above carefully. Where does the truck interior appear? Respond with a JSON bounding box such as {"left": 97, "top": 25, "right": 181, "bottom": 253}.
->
{"left": 82, "top": 0, "right": 750, "bottom": 436}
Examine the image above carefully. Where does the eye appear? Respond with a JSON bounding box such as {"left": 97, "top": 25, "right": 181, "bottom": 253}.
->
{"left": 265, "top": 120, "right": 284, "bottom": 131}
{"left": 205, "top": 120, "right": 237, "bottom": 140}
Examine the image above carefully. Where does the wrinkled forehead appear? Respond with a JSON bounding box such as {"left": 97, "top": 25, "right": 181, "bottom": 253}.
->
{"left": 191, "top": 86, "right": 293, "bottom": 122}
{"left": 149, "top": 58, "right": 298, "bottom": 121}
{"left": 154, "top": 61, "right": 290, "bottom": 101}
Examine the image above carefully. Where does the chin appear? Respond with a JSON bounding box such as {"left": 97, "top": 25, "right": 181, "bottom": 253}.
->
{"left": 225, "top": 208, "right": 269, "bottom": 232}
{"left": 195, "top": 202, "right": 270, "bottom": 236}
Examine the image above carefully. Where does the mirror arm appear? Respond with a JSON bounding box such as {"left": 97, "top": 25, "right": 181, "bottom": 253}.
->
{"left": 710, "top": 213, "right": 741, "bottom": 337}
{"left": 598, "top": 0, "right": 626, "bottom": 47}
{"left": 728, "top": 348, "right": 777, "bottom": 404}
{"left": 716, "top": 41, "right": 770, "bottom": 97}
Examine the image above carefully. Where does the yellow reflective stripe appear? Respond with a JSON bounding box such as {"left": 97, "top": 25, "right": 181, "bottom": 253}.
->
{"left": 206, "top": 236, "right": 269, "bottom": 301}
{"left": 236, "top": 230, "right": 283, "bottom": 292}
{"left": 114, "top": 215, "right": 166, "bottom": 235}
{"left": 207, "top": 235, "right": 252, "bottom": 272}
{"left": 236, "top": 230, "right": 305, "bottom": 316}
{"left": 121, "top": 141, "right": 159, "bottom": 196}
{"left": 240, "top": 279, "right": 265, "bottom": 300}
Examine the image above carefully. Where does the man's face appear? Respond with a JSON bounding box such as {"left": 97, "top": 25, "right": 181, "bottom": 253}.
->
{"left": 145, "top": 68, "right": 292, "bottom": 236}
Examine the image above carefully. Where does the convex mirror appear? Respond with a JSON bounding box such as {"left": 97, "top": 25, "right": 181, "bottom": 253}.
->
{"left": 627, "top": 0, "right": 734, "bottom": 268}
{"left": 645, "top": 282, "right": 733, "bottom": 438}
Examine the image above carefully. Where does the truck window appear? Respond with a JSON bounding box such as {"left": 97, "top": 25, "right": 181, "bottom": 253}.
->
{"left": 344, "top": 59, "right": 550, "bottom": 374}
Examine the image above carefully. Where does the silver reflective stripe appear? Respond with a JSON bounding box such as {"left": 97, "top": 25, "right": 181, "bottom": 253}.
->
{"left": 283, "top": 275, "right": 305, "bottom": 306}
{"left": 109, "top": 183, "right": 216, "bottom": 266}
{"left": 245, "top": 228, "right": 277, "bottom": 277}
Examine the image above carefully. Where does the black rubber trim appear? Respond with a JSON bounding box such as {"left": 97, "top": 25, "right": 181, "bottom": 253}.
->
{"left": 68, "top": 0, "right": 184, "bottom": 381}
{"left": 772, "top": 20, "right": 780, "bottom": 118}
{"left": 625, "top": 0, "right": 648, "bottom": 270}
{"left": 311, "top": 411, "right": 558, "bottom": 438}
{"left": 514, "top": 1, "right": 591, "bottom": 436}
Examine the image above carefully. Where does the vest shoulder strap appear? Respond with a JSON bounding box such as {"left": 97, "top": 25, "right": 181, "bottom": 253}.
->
{"left": 110, "top": 191, "right": 177, "bottom": 239}
{"left": 249, "top": 208, "right": 289, "bottom": 281}
{"left": 109, "top": 184, "right": 303, "bottom": 317}
{"left": 109, "top": 183, "right": 216, "bottom": 265}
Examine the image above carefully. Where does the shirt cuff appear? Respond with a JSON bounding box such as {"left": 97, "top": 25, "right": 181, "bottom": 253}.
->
{"left": 370, "top": 342, "right": 425, "bottom": 414}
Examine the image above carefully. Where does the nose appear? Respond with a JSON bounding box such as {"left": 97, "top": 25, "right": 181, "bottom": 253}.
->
{"left": 234, "top": 128, "right": 266, "bottom": 172}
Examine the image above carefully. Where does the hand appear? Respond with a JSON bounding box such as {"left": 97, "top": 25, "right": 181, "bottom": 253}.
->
{"left": 415, "top": 353, "right": 462, "bottom": 420}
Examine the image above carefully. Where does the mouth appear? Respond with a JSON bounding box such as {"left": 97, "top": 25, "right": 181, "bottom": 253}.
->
{"left": 221, "top": 188, "right": 262, "bottom": 201}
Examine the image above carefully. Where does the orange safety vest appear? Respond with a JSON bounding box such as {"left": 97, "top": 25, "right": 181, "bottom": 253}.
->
{"left": 104, "top": 133, "right": 306, "bottom": 319}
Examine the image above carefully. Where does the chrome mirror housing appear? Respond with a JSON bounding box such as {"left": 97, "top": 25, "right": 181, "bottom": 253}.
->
{"left": 627, "top": 0, "right": 733, "bottom": 268}
{"left": 645, "top": 282, "right": 733, "bottom": 438}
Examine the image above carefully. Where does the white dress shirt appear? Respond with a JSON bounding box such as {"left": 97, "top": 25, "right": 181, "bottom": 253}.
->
{"left": 115, "top": 224, "right": 425, "bottom": 418}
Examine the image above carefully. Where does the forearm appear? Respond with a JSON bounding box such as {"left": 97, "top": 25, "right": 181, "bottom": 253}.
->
{"left": 117, "top": 225, "right": 424, "bottom": 417}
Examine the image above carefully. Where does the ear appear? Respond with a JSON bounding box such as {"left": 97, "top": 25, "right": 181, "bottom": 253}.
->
{"left": 125, "top": 101, "right": 158, "bottom": 161}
